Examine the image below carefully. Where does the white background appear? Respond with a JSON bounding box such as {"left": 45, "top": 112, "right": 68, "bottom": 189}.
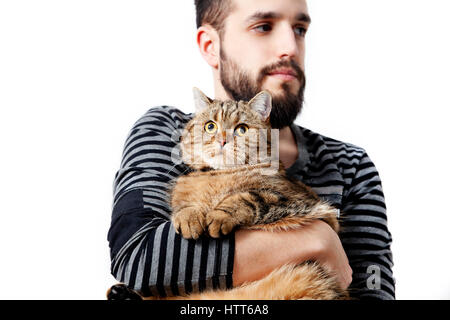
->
{"left": 0, "top": 0, "right": 449, "bottom": 299}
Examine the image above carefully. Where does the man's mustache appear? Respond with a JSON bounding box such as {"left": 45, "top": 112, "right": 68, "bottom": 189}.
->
{"left": 257, "top": 60, "right": 304, "bottom": 84}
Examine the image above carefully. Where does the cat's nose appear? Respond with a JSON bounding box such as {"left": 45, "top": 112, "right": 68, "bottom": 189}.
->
{"left": 219, "top": 140, "right": 227, "bottom": 148}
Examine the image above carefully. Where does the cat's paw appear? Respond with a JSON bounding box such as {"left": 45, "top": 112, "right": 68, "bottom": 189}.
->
{"left": 206, "top": 209, "right": 239, "bottom": 238}
{"left": 172, "top": 207, "right": 206, "bottom": 240}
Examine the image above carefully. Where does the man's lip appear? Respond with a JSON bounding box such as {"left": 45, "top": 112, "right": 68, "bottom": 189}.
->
{"left": 267, "top": 69, "right": 298, "bottom": 81}
{"left": 267, "top": 69, "right": 298, "bottom": 77}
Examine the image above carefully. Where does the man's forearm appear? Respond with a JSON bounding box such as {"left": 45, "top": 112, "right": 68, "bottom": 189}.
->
{"left": 232, "top": 220, "right": 352, "bottom": 289}
{"left": 233, "top": 220, "right": 323, "bottom": 286}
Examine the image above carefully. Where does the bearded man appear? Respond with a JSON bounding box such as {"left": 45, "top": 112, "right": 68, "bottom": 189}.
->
{"left": 107, "top": 0, "right": 395, "bottom": 300}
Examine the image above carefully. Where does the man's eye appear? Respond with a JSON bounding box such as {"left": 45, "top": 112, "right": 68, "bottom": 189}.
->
{"left": 294, "top": 26, "right": 307, "bottom": 37}
{"left": 253, "top": 24, "right": 272, "bottom": 33}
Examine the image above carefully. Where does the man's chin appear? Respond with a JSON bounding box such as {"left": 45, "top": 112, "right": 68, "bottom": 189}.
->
{"left": 261, "top": 81, "right": 300, "bottom": 98}
{"left": 263, "top": 90, "right": 300, "bottom": 106}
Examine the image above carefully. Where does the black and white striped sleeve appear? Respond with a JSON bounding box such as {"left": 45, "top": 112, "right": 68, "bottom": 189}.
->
{"left": 340, "top": 151, "right": 395, "bottom": 300}
{"left": 107, "top": 106, "right": 234, "bottom": 297}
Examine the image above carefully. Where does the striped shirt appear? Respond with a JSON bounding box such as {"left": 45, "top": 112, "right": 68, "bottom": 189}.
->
{"left": 107, "top": 105, "right": 395, "bottom": 300}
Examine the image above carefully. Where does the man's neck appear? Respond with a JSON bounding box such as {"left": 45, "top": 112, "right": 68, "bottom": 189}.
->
{"left": 278, "top": 125, "right": 299, "bottom": 169}
{"left": 213, "top": 74, "right": 229, "bottom": 101}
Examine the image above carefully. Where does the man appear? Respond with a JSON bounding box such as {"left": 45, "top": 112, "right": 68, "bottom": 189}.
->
{"left": 107, "top": 0, "right": 395, "bottom": 300}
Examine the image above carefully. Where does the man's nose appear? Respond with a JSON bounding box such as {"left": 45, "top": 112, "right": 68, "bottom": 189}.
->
{"left": 275, "top": 24, "right": 300, "bottom": 60}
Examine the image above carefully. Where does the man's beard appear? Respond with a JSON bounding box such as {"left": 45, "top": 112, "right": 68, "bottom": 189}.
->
{"left": 219, "top": 47, "right": 305, "bottom": 129}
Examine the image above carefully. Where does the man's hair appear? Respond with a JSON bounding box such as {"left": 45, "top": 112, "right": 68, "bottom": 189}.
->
{"left": 194, "top": 0, "right": 234, "bottom": 36}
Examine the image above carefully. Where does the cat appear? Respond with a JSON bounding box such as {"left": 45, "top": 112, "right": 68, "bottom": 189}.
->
{"left": 107, "top": 88, "right": 349, "bottom": 300}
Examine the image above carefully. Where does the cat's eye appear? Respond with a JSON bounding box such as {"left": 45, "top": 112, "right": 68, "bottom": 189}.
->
{"left": 204, "top": 121, "right": 218, "bottom": 134}
{"left": 234, "top": 124, "right": 249, "bottom": 137}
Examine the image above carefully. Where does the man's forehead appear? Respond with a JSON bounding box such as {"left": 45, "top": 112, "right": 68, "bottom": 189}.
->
{"left": 230, "top": 0, "right": 309, "bottom": 22}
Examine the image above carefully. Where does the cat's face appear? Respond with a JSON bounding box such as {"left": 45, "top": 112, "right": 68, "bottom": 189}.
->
{"left": 181, "top": 89, "right": 277, "bottom": 170}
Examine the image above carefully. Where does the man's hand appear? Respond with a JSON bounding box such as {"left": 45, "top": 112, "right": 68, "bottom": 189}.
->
{"left": 309, "top": 220, "right": 353, "bottom": 290}
{"left": 233, "top": 220, "right": 352, "bottom": 290}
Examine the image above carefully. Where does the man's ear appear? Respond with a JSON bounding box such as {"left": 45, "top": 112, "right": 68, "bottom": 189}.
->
{"left": 248, "top": 91, "right": 272, "bottom": 122}
{"left": 196, "top": 25, "right": 220, "bottom": 69}
{"left": 193, "top": 87, "right": 213, "bottom": 113}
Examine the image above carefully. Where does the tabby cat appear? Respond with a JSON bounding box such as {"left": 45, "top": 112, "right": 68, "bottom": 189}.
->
{"left": 107, "top": 88, "right": 348, "bottom": 300}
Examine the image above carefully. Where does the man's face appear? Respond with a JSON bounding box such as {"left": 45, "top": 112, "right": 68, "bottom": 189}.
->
{"left": 218, "top": 0, "right": 310, "bottom": 128}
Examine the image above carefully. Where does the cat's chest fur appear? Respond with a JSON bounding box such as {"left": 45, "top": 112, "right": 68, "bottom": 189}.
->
{"left": 171, "top": 165, "right": 281, "bottom": 210}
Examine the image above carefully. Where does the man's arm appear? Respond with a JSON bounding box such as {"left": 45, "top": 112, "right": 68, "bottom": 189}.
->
{"left": 232, "top": 220, "right": 353, "bottom": 290}
{"left": 340, "top": 151, "right": 395, "bottom": 300}
{"left": 107, "top": 106, "right": 234, "bottom": 297}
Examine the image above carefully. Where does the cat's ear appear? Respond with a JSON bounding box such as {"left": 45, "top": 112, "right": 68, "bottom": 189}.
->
{"left": 193, "top": 87, "right": 213, "bottom": 113}
{"left": 248, "top": 91, "right": 272, "bottom": 122}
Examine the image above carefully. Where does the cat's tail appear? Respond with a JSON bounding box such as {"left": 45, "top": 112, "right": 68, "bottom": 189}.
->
{"left": 169, "top": 262, "right": 348, "bottom": 300}
{"left": 108, "top": 262, "right": 348, "bottom": 300}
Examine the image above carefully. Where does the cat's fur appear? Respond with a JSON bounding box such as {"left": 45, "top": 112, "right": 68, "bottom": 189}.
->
{"left": 107, "top": 88, "right": 349, "bottom": 300}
